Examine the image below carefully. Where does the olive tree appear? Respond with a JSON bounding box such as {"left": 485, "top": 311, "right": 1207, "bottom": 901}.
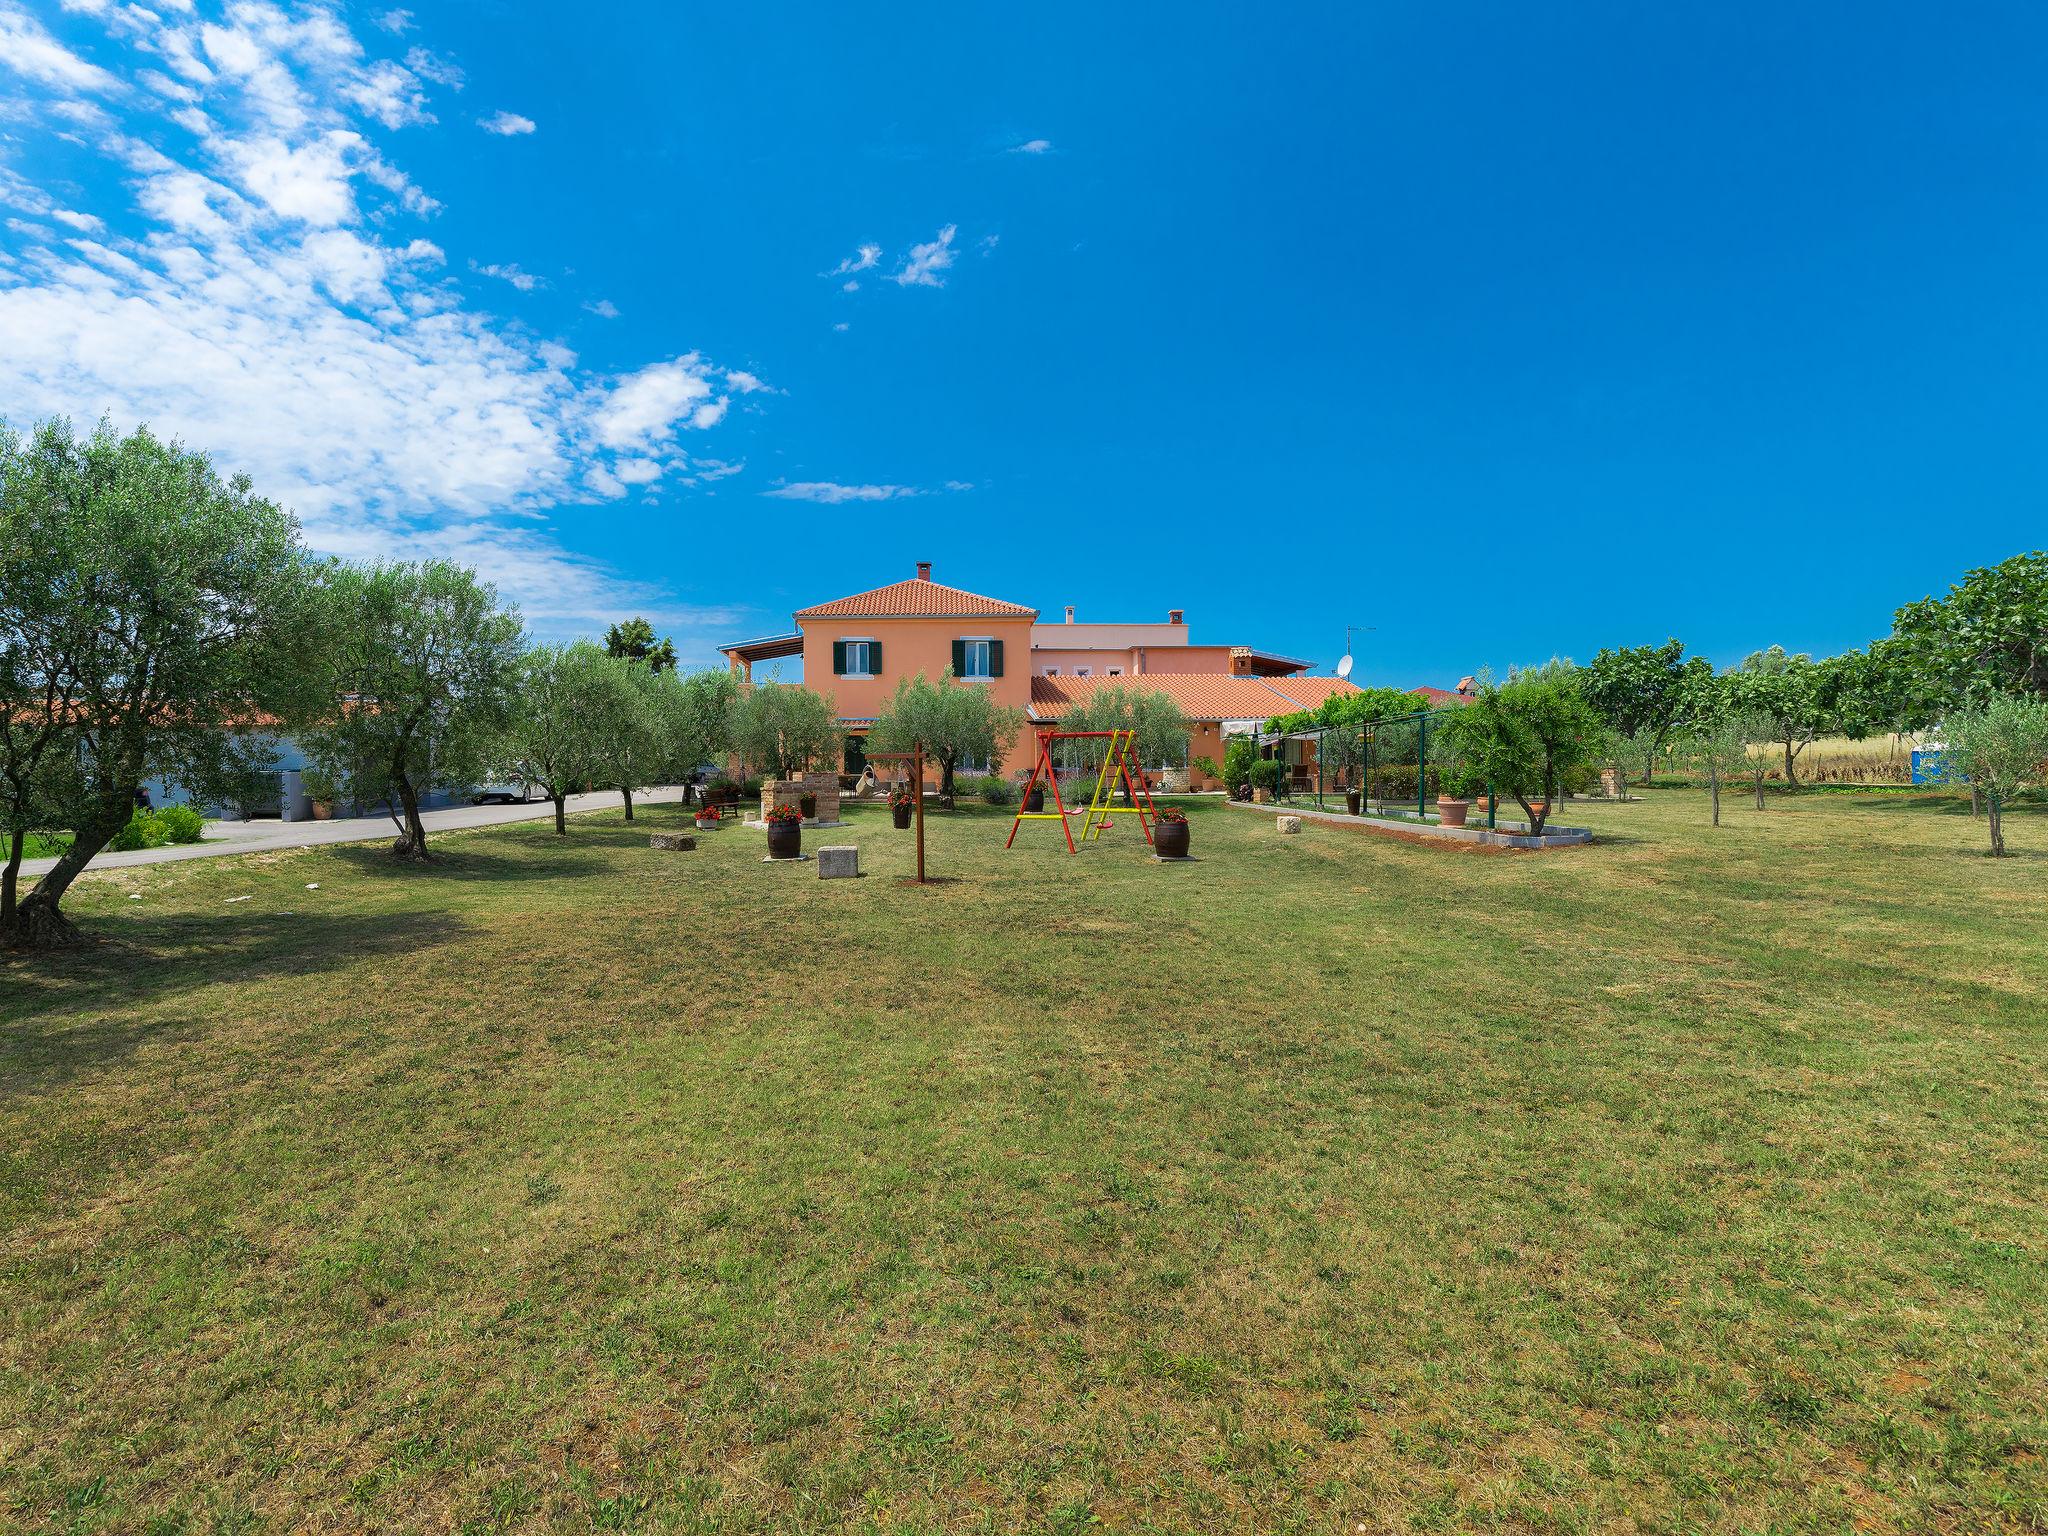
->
{"left": 1676, "top": 671, "right": 1772, "bottom": 826}
{"left": 1438, "top": 661, "right": 1603, "bottom": 835}
{"left": 733, "top": 682, "right": 840, "bottom": 781}
{"left": 297, "top": 561, "right": 523, "bottom": 860}
{"left": 499, "top": 642, "right": 633, "bottom": 834}
{"left": 1938, "top": 695, "right": 2048, "bottom": 857}
{"left": 1, "top": 418, "right": 319, "bottom": 948}
{"left": 1052, "top": 684, "right": 1186, "bottom": 800}
{"left": 583, "top": 654, "right": 672, "bottom": 821}
{"left": 870, "top": 670, "right": 1024, "bottom": 797}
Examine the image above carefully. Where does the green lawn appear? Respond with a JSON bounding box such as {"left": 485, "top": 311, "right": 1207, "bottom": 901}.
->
{"left": 4, "top": 792, "right": 2045, "bottom": 1534}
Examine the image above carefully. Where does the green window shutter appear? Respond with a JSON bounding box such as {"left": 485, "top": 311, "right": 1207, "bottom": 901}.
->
{"left": 832, "top": 641, "right": 847, "bottom": 675}
{"left": 869, "top": 640, "right": 882, "bottom": 675}
{"left": 952, "top": 639, "right": 966, "bottom": 675}
{"left": 989, "top": 639, "right": 1004, "bottom": 677}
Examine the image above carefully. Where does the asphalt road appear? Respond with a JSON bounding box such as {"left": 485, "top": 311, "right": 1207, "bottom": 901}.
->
{"left": 17, "top": 786, "right": 693, "bottom": 879}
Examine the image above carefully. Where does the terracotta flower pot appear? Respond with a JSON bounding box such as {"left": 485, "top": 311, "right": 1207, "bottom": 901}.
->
{"left": 1154, "top": 818, "right": 1191, "bottom": 858}
{"left": 766, "top": 820, "right": 801, "bottom": 859}
{"left": 1436, "top": 796, "right": 1471, "bottom": 828}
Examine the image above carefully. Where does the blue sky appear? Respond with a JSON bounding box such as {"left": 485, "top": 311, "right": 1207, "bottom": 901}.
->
{"left": 3, "top": 4, "right": 2045, "bottom": 688}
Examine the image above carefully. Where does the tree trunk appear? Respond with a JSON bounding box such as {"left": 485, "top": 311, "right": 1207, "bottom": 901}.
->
{"left": 1989, "top": 796, "right": 2005, "bottom": 857}
{"left": 1644, "top": 747, "right": 1656, "bottom": 785}
{"left": 940, "top": 758, "right": 956, "bottom": 798}
{"left": 3, "top": 791, "right": 131, "bottom": 949}
{"left": 1783, "top": 737, "right": 1799, "bottom": 790}
{"left": 1753, "top": 770, "right": 1766, "bottom": 811}
{"left": 1709, "top": 763, "right": 1721, "bottom": 827}
{"left": 620, "top": 786, "right": 634, "bottom": 821}
{"left": 553, "top": 794, "right": 567, "bottom": 835}
{"left": 1, "top": 827, "right": 22, "bottom": 926}
{"left": 1970, "top": 782, "right": 1983, "bottom": 817}
{"left": 391, "top": 770, "right": 431, "bottom": 860}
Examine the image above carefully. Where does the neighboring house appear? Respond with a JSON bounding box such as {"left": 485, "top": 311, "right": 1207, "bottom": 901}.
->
{"left": 720, "top": 561, "right": 1359, "bottom": 789}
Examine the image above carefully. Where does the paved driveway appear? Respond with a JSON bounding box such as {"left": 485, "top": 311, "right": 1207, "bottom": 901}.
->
{"left": 17, "top": 786, "right": 693, "bottom": 879}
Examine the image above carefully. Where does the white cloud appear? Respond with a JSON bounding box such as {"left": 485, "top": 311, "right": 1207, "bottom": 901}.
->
{"left": 404, "top": 46, "right": 461, "bottom": 88}
{"left": 840, "top": 279, "right": 857, "bottom": 292}
{"left": 763, "top": 481, "right": 918, "bottom": 504}
{"left": 832, "top": 321, "right": 849, "bottom": 332}
{"left": 375, "top": 10, "right": 413, "bottom": 34}
{"left": 582, "top": 297, "right": 618, "bottom": 318}
{"left": 470, "top": 258, "right": 541, "bottom": 291}
{"left": 0, "top": 0, "right": 760, "bottom": 637}
{"left": 830, "top": 241, "right": 879, "bottom": 277}
{"left": 595, "top": 356, "right": 726, "bottom": 448}
{"left": 343, "top": 58, "right": 430, "bottom": 129}
{"left": 478, "top": 109, "right": 534, "bottom": 136}
{"left": 890, "top": 223, "right": 956, "bottom": 288}
{"left": 724, "top": 369, "right": 771, "bottom": 394}
{"left": 1009, "top": 138, "right": 1053, "bottom": 154}
{"left": 0, "top": 2, "right": 122, "bottom": 92}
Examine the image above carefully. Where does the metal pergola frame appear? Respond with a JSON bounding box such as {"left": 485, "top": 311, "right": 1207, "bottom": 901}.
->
{"left": 1249, "top": 707, "right": 1496, "bottom": 829}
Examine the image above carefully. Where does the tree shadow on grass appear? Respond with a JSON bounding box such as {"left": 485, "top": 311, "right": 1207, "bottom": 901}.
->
{"left": 0, "top": 909, "right": 469, "bottom": 1095}
{"left": 322, "top": 838, "right": 623, "bottom": 884}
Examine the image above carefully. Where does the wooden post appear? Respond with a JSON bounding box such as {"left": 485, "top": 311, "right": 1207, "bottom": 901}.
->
{"left": 912, "top": 739, "right": 926, "bottom": 884}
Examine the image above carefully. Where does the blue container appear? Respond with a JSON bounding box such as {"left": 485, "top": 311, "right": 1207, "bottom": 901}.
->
{"left": 1911, "top": 748, "right": 1955, "bottom": 786}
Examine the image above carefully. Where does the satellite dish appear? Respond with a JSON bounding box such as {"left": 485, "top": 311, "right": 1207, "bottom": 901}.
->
{"left": 1336, "top": 654, "right": 1353, "bottom": 680}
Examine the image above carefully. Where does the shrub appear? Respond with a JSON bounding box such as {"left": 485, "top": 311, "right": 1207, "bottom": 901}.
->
{"left": 1222, "top": 738, "right": 1257, "bottom": 791}
{"left": 1248, "top": 759, "right": 1282, "bottom": 793}
{"left": 154, "top": 804, "right": 206, "bottom": 844}
{"left": 978, "top": 775, "right": 1014, "bottom": 807}
{"left": 741, "top": 775, "right": 764, "bottom": 796}
{"left": 107, "top": 809, "right": 170, "bottom": 852}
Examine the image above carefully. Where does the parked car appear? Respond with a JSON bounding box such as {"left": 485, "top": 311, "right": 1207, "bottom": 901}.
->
{"left": 469, "top": 780, "right": 537, "bottom": 805}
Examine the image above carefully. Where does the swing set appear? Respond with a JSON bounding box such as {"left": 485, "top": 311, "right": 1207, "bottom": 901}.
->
{"left": 1005, "top": 728, "right": 1160, "bottom": 853}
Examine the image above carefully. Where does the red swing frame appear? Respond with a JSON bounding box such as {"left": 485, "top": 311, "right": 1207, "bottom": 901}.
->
{"left": 1005, "top": 729, "right": 1160, "bottom": 853}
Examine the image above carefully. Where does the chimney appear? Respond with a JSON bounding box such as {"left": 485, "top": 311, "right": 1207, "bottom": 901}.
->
{"left": 1167, "top": 609, "right": 1184, "bottom": 625}
{"left": 1064, "top": 605, "right": 1075, "bottom": 624}
{"left": 915, "top": 560, "right": 931, "bottom": 581}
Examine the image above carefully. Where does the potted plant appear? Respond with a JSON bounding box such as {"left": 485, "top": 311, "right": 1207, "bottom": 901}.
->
{"left": 765, "top": 801, "right": 803, "bottom": 858}
{"left": 694, "top": 800, "right": 722, "bottom": 829}
{"left": 1345, "top": 784, "right": 1362, "bottom": 816}
{"left": 1249, "top": 759, "right": 1281, "bottom": 804}
{"left": 1436, "top": 760, "right": 1480, "bottom": 828}
{"left": 799, "top": 790, "right": 818, "bottom": 819}
{"left": 1022, "top": 778, "right": 1046, "bottom": 812}
{"left": 889, "top": 786, "right": 914, "bottom": 829}
{"left": 1154, "top": 805, "right": 1191, "bottom": 858}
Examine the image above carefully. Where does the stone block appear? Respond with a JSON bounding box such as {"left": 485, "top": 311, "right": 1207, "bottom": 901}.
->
{"left": 818, "top": 844, "right": 859, "bottom": 879}
{"left": 648, "top": 832, "right": 696, "bottom": 851}
{"left": 1276, "top": 815, "right": 1302, "bottom": 835}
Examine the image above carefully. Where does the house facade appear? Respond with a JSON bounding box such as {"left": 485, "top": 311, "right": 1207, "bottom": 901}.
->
{"left": 720, "top": 562, "right": 1359, "bottom": 789}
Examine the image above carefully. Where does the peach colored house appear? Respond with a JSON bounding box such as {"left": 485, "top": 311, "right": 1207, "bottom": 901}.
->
{"left": 720, "top": 562, "right": 1357, "bottom": 787}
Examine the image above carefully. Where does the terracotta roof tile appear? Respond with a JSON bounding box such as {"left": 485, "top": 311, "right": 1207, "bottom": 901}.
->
{"left": 795, "top": 577, "right": 1036, "bottom": 620}
{"left": 1029, "top": 673, "right": 1360, "bottom": 723}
